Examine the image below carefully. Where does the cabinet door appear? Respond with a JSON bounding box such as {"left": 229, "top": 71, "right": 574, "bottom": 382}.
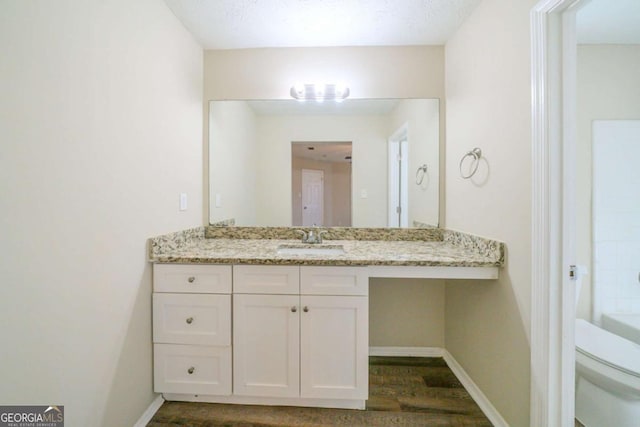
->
{"left": 153, "top": 293, "right": 231, "bottom": 346}
{"left": 233, "top": 294, "right": 300, "bottom": 397}
{"left": 300, "top": 266, "right": 368, "bottom": 296}
{"left": 300, "top": 295, "right": 368, "bottom": 400}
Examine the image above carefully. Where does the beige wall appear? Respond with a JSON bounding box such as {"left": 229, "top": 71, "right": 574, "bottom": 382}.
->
{"left": 0, "top": 1, "right": 203, "bottom": 426}
{"left": 331, "top": 162, "right": 353, "bottom": 227}
{"left": 204, "top": 46, "right": 444, "bottom": 100}
{"left": 209, "top": 101, "right": 257, "bottom": 225}
{"left": 444, "top": 0, "right": 536, "bottom": 425}
{"left": 203, "top": 46, "right": 446, "bottom": 226}
{"left": 369, "top": 279, "right": 445, "bottom": 347}
{"left": 575, "top": 45, "right": 640, "bottom": 320}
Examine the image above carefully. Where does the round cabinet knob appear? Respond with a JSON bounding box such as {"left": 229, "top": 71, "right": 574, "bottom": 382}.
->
{"left": 187, "top": 276, "right": 195, "bottom": 283}
{"left": 303, "top": 306, "right": 309, "bottom": 313}
{"left": 187, "top": 367, "right": 195, "bottom": 375}
{"left": 186, "top": 317, "right": 194, "bottom": 324}
{"left": 291, "top": 306, "right": 297, "bottom": 313}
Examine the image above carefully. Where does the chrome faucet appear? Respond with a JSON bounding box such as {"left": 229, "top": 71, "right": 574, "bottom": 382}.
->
{"left": 295, "top": 228, "right": 328, "bottom": 244}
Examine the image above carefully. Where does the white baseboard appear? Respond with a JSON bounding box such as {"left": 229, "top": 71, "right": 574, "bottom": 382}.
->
{"left": 443, "top": 350, "right": 508, "bottom": 427}
{"left": 369, "top": 346, "right": 444, "bottom": 357}
{"left": 133, "top": 394, "right": 164, "bottom": 427}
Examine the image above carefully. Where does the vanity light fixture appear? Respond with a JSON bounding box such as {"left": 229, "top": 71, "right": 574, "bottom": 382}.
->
{"left": 290, "top": 83, "right": 350, "bottom": 102}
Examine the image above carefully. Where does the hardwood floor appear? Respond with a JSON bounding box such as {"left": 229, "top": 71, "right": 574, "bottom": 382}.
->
{"left": 148, "top": 356, "right": 492, "bottom": 427}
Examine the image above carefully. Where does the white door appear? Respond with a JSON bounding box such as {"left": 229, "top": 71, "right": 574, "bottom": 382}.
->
{"left": 301, "top": 169, "right": 323, "bottom": 226}
{"left": 299, "top": 295, "right": 368, "bottom": 400}
{"left": 233, "top": 294, "right": 300, "bottom": 397}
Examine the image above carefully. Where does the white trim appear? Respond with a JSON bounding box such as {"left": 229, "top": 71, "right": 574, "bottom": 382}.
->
{"left": 560, "top": 6, "right": 579, "bottom": 426}
{"left": 367, "top": 265, "right": 499, "bottom": 280}
{"left": 133, "top": 394, "right": 164, "bottom": 427}
{"left": 530, "top": 1, "right": 582, "bottom": 426}
{"left": 443, "top": 350, "right": 508, "bottom": 427}
{"left": 369, "top": 346, "right": 444, "bottom": 357}
{"left": 162, "top": 394, "right": 365, "bottom": 410}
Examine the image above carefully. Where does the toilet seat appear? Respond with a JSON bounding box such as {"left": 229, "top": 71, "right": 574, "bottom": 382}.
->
{"left": 575, "top": 319, "right": 640, "bottom": 379}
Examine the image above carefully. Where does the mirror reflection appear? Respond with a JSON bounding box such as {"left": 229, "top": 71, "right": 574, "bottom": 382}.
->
{"left": 292, "top": 142, "right": 353, "bottom": 227}
{"left": 209, "top": 98, "right": 439, "bottom": 228}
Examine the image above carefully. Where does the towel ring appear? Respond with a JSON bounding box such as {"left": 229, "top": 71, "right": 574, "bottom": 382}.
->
{"left": 415, "top": 164, "right": 428, "bottom": 185}
{"left": 459, "top": 148, "right": 482, "bottom": 179}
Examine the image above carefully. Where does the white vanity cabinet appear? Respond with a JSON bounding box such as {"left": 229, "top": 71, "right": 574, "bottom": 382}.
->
{"left": 152, "top": 263, "right": 369, "bottom": 409}
{"left": 152, "top": 264, "right": 232, "bottom": 396}
{"left": 232, "top": 265, "right": 369, "bottom": 404}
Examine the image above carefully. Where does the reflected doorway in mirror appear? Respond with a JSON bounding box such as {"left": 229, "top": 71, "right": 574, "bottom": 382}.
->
{"left": 292, "top": 142, "right": 352, "bottom": 227}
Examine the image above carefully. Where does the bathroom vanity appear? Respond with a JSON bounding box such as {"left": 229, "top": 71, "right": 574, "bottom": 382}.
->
{"left": 149, "top": 226, "right": 504, "bottom": 409}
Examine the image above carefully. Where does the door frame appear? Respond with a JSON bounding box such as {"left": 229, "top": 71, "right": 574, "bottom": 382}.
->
{"left": 530, "top": 1, "right": 583, "bottom": 426}
{"left": 388, "top": 123, "right": 409, "bottom": 227}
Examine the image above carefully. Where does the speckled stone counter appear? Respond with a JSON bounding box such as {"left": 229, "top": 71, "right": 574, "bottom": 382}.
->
{"left": 148, "top": 227, "right": 504, "bottom": 268}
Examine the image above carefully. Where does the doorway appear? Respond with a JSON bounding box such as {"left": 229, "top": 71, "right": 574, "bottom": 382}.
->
{"left": 291, "top": 142, "right": 352, "bottom": 227}
{"left": 532, "top": 1, "right": 639, "bottom": 425}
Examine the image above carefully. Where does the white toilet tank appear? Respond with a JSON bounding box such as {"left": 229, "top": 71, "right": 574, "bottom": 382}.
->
{"left": 602, "top": 313, "right": 640, "bottom": 346}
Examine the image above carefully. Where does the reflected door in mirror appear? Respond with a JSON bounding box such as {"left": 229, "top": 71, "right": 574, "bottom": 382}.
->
{"left": 301, "top": 169, "right": 323, "bottom": 226}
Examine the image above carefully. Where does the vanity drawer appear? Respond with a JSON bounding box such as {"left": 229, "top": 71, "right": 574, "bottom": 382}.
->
{"left": 153, "top": 293, "right": 231, "bottom": 346}
{"left": 154, "top": 264, "right": 231, "bottom": 293}
{"left": 233, "top": 265, "right": 300, "bottom": 294}
{"left": 300, "top": 266, "right": 369, "bottom": 296}
{"left": 154, "top": 344, "right": 231, "bottom": 395}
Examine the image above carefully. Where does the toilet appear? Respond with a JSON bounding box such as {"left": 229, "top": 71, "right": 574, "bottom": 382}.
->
{"left": 575, "top": 319, "right": 640, "bottom": 426}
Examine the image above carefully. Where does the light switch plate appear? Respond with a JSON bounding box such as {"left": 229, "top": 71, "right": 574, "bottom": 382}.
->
{"left": 179, "top": 193, "right": 188, "bottom": 211}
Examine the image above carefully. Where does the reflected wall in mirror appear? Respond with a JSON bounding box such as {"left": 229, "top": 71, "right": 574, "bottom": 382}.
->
{"left": 209, "top": 99, "right": 439, "bottom": 228}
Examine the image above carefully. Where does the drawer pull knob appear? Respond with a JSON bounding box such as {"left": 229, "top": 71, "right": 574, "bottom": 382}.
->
{"left": 303, "top": 306, "right": 309, "bottom": 313}
{"left": 187, "top": 276, "right": 195, "bottom": 283}
{"left": 186, "top": 317, "right": 194, "bottom": 324}
{"left": 291, "top": 306, "right": 297, "bottom": 313}
{"left": 187, "top": 367, "right": 195, "bottom": 374}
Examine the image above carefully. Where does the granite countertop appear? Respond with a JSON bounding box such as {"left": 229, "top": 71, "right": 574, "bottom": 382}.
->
{"left": 148, "top": 227, "right": 505, "bottom": 268}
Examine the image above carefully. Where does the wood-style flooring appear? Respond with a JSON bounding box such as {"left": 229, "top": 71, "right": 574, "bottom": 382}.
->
{"left": 148, "top": 356, "right": 492, "bottom": 427}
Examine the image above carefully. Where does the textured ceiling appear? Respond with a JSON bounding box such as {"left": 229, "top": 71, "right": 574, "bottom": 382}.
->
{"left": 292, "top": 142, "right": 352, "bottom": 163}
{"left": 163, "top": 0, "right": 482, "bottom": 49}
{"left": 577, "top": 0, "right": 640, "bottom": 44}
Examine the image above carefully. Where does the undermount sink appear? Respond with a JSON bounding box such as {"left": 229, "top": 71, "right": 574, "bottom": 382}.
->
{"left": 276, "top": 243, "right": 345, "bottom": 256}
